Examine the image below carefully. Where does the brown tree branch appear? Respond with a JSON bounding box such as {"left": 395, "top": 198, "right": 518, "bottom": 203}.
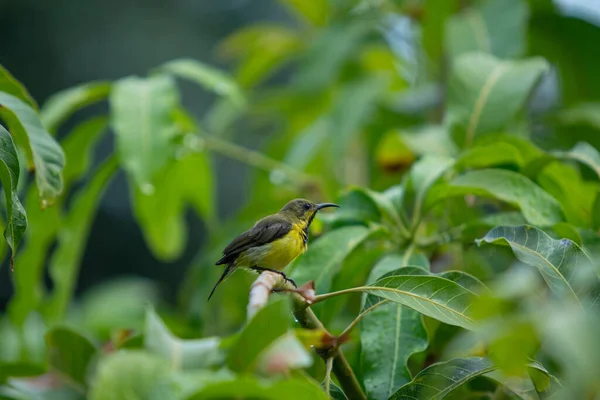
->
{"left": 248, "top": 271, "right": 367, "bottom": 400}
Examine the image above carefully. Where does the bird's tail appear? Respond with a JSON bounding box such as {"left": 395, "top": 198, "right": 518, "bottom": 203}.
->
{"left": 207, "top": 264, "right": 235, "bottom": 301}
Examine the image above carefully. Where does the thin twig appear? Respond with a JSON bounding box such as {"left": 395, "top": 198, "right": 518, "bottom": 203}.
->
{"left": 200, "top": 135, "right": 323, "bottom": 192}
{"left": 325, "top": 357, "right": 333, "bottom": 396}
{"left": 312, "top": 286, "right": 372, "bottom": 305}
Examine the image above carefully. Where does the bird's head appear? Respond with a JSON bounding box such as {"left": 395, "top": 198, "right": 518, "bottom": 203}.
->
{"left": 279, "top": 198, "right": 339, "bottom": 223}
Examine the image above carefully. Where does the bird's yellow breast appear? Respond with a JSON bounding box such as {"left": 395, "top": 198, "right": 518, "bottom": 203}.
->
{"left": 235, "top": 223, "right": 307, "bottom": 271}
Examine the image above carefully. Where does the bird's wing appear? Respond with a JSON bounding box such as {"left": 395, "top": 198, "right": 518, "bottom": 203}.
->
{"left": 216, "top": 215, "right": 293, "bottom": 265}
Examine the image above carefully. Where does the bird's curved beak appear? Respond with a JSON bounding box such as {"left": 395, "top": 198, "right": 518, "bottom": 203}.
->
{"left": 316, "top": 203, "right": 340, "bottom": 211}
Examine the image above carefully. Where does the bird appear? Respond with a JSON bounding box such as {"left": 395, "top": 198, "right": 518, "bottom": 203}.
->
{"left": 207, "top": 198, "right": 340, "bottom": 301}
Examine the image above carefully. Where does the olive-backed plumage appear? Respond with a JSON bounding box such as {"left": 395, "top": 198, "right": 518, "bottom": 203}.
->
{"left": 208, "top": 199, "right": 339, "bottom": 300}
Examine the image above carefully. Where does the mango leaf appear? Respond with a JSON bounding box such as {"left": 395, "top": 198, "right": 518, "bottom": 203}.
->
{"left": 406, "top": 155, "right": 454, "bottom": 228}
{"left": 9, "top": 117, "right": 106, "bottom": 324}
{"left": 0, "top": 362, "right": 44, "bottom": 383}
{"left": 327, "top": 382, "right": 348, "bottom": 400}
{"left": 276, "top": 0, "right": 329, "bottom": 26}
{"left": 593, "top": 191, "right": 600, "bottom": 231}
{"left": 0, "top": 92, "right": 65, "bottom": 205}
{"left": 554, "top": 141, "right": 600, "bottom": 180}
{"left": 362, "top": 267, "right": 479, "bottom": 330}
{"left": 44, "top": 156, "right": 118, "bottom": 322}
{"left": 455, "top": 142, "right": 524, "bottom": 171}
{"left": 446, "top": 53, "right": 548, "bottom": 147}
{"left": 389, "top": 357, "right": 495, "bottom": 400}
{"left": 445, "top": 0, "right": 529, "bottom": 59}
{"left": 361, "top": 255, "right": 430, "bottom": 400}
{"left": 440, "top": 271, "right": 488, "bottom": 295}
{"left": 476, "top": 225, "right": 598, "bottom": 307}
{"left": 60, "top": 116, "right": 109, "bottom": 189}
{"left": 158, "top": 59, "right": 245, "bottom": 108}
{"left": 220, "top": 24, "right": 302, "bottom": 87}
{"left": 110, "top": 75, "right": 178, "bottom": 190}
{"left": 289, "top": 226, "right": 381, "bottom": 294}
{"left": 40, "top": 82, "right": 111, "bottom": 132}
{"left": 45, "top": 327, "right": 97, "bottom": 387}
{"left": 77, "top": 278, "right": 159, "bottom": 340}
{"left": 400, "top": 125, "right": 459, "bottom": 157}
{"left": 88, "top": 351, "right": 170, "bottom": 400}
{"left": 537, "top": 162, "right": 596, "bottom": 228}
{"left": 328, "top": 77, "right": 386, "bottom": 160}
{"left": 0, "top": 126, "right": 26, "bottom": 270}
{"left": 227, "top": 297, "right": 291, "bottom": 373}
{"left": 0, "top": 65, "right": 37, "bottom": 109}
{"left": 144, "top": 308, "right": 223, "bottom": 369}
{"left": 293, "top": 19, "right": 371, "bottom": 92}
{"left": 133, "top": 146, "right": 214, "bottom": 260}
{"left": 132, "top": 110, "right": 215, "bottom": 261}
{"left": 185, "top": 376, "right": 329, "bottom": 400}
{"left": 428, "top": 169, "right": 563, "bottom": 226}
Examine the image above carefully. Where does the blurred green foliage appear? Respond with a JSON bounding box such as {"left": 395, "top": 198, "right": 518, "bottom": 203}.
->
{"left": 2, "top": 0, "right": 600, "bottom": 398}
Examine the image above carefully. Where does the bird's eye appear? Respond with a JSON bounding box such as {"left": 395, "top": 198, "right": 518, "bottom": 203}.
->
{"left": 303, "top": 203, "right": 311, "bottom": 210}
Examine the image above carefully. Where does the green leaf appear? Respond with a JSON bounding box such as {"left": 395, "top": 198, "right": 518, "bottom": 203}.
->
{"left": 400, "top": 125, "right": 459, "bottom": 157}
{"left": 446, "top": 53, "right": 548, "bottom": 147}
{"left": 88, "top": 351, "right": 171, "bottom": 400}
{"left": 455, "top": 142, "right": 524, "bottom": 171}
{"left": 158, "top": 59, "right": 245, "bottom": 109}
{"left": 0, "top": 126, "right": 26, "bottom": 270}
{"left": 445, "top": 0, "right": 529, "bottom": 59}
{"left": 593, "top": 191, "right": 600, "bottom": 231}
{"left": 8, "top": 117, "right": 105, "bottom": 324}
{"left": 40, "top": 82, "right": 111, "bottom": 132}
{"left": 0, "top": 362, "right": 44, "bottom": 383}
{"left": 227, "top": 297, "right": 291, "bottom": 373}
{"left": 60, "top": 116, "right": 109, "bottom": 189}
{"left": 326, "top": 382, "right": 347, "bottom": 400}
{"left": 276, "top": 0, "right": 329, "bottom": 26}
{"left": 185, "top": 376, "right": 329, "bottom": 400}
{"left": 0, "top": 92, "right": 65, "bottom": 205}
{"left": 439, "top": 271, "right": 489, "bottom": 295}
{"left": 406, "top": 155, "right": 454, "bottom": 228}
{"left": 429, "top": 169, "right": 564, "bottom": 226}
{"left": 536, "top": 162, "right": 596, "bottom": 228}
{"left": 133, "top": 149, "right": 214, "bottom": 261}
{"left": 220, "top": 24, "right": 302, "bottom": 87}
{"left": 554, "top": 141, "right": 600, "bottom": 180}
{"left": 289, "top": 226, "right": 381, "bottom": 294}
{"left": 361, "top": 256, "right": 430, "bottom": 400}
{"left": 389, "top": 357, "right": 495, "bottom": 400}
{"left": 422, "top": 0, "right": 456, "bottom": 72}
{"left": 44, "top": 156, "right": 118, "bottom": 321}
{"left": 363, "top": 267, "right": 479, "bottom": 330}
{"left": 477, "top": 225, "right": 598, "bottom": 307}
{"left": 293, "top": 20, "right": 371, "bottom": 92}
{"left": 45, "top": 327, "right": 97, "bottom": 387}
{"left": 144, "top": 308, "right": 223, "bottom": 369}
{"left": 110, "top": 75, "right": 179, "bottom": 189}
{"left": 0, "top": 65, "right": 37, "bottom": 109}
{"left": 328, "top": 77, "right": 386, "bottom": 160}
{"left": 77, "top": 278, "right": 159, "bottom": 340}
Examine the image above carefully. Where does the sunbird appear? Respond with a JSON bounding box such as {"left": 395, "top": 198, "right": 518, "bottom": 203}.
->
{"left": 208, "top": 198, "right": 340, "bottom": 301}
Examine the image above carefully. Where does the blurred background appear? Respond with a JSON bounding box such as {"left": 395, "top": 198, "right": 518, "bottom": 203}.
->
{"left": 2, "top": 0, "right": 600, "bottom": 338}
{"left": 0, "top": 0, "right": 298, "bottom": 307}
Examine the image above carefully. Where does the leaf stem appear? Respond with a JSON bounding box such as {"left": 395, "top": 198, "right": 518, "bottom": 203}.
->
{"left": 312, "top": 287, "right": 371, "bottom": 305}
{"left": 325, "top": 357, "right": 333, "bottom": 396}
{"left": 200, "top": 134, "right": 323, "bottom": 191}
{"left": 338, "top": 300, "right": 389, "bottom": 339}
